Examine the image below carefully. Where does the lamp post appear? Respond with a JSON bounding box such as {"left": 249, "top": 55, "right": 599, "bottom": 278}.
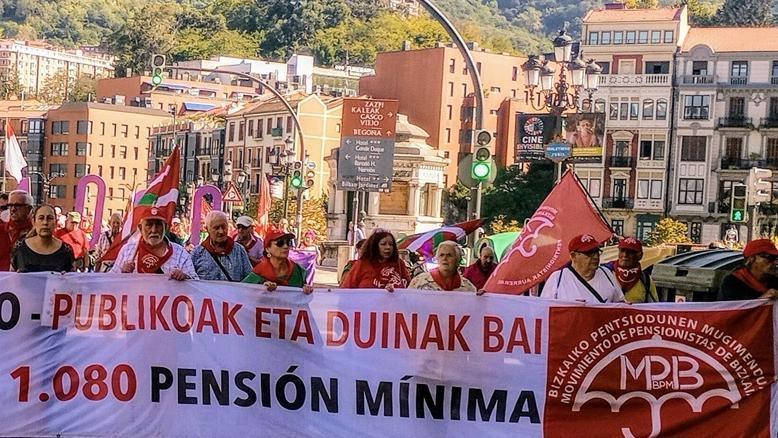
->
{"left": 235, "top": 165, "right": 251, "bottom": 208}
{"left": 28, "top": 171, "right": 62, "bottom": 204}
{"left": 522, "top": 30, "right": 602, "bottom": 115}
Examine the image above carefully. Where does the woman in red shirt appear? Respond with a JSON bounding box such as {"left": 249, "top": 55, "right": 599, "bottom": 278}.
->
{"left": 340, "top": 231, "right": 410, "bottom": 291}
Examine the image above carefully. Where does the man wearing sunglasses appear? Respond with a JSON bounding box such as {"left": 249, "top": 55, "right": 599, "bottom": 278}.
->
{"left": 720, "top": 239, "right": 778, "bottom": 301}
{"left": 0, "top": 190, "right": 33, "bottom": 271}
{"left": 541, "top": 234, "right": 625, "bottom": 304}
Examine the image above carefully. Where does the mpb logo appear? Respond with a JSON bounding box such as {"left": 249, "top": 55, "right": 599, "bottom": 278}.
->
{"left": 619, "top": 354, "right": 703, "bottom": 391}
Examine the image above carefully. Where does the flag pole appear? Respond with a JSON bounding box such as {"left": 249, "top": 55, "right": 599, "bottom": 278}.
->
{"left": 2, "top": 117, "right": 8, "bottom": 193}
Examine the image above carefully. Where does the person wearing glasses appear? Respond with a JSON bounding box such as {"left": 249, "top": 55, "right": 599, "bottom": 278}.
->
{"left": 234, "top": 215, "right": 264, "bottom": 266}
{"left": 541, "top": 234, "right": 624, "bottom": 303}
{"left": 192, "top": 211, "right": 252, "bottom": 282}
{"left": 243, "top": 227, "right": 313, "bottom": 294}
{"left": 0, "top": 190, "right": 34, "bottom": 271}
{"left": 11, "top": 205, "right": 75, "bottom": 273}
{"left": 719, "top": 239, "right": 778, "bottom": 301}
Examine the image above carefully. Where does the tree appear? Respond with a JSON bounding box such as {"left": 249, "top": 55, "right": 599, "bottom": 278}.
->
{"left": 716, "top": 0, "right": 774, "bottom": 26}
{"left": 625, "top": 0, "right": 659, "bottom": 8}
{"left": 68, "top": 74, "right": 98, "bottom": 102}
{"left": 489, "top": 216, "right": 522, "bottom": 233}
{"left": 37, "top": 69, "right": 70, "bottom": 104}
{"left": 684, "top": 0, "right": 718, "bottom": 26}
{"left": 481, "top": 162, "right": 554, "bottom": 224}
{"left": 645, "top": 218, "right": 692, "bottom": 246}
{"left": 107, "top": 2, "right": 181, "bottom": 77}
{"left": 0, "top": 69, "right": 22, "bottom": 100}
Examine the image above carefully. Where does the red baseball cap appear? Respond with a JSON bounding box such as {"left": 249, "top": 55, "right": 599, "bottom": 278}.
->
{"left": 265, "top": 227, "right": 295, "bottom": 246}
{"left": 743, "top": 239, "right": 778, "bottom": 258}
{"left": 568, "top": 234, "right": 602, "bottom": 253}
{"left": 618, "top": 237, "right": 643, "bottom": 252}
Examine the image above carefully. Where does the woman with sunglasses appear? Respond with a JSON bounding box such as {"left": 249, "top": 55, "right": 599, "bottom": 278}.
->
{"left": 340, "top": 230, "right": 410, "bottom": 292}
{"left": 243, "top": 227, "right": 313, "bottom": 294}
{"left": 11, "top": 205, "right": 75, "bottom": 273}
{"left": 720, "top": 239, "right": 778, "bottom": 300}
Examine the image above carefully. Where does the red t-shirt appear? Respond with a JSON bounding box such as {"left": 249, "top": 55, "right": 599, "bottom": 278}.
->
{"left": 55, "top": 229, "right": 89, "bottom": 259}
{"left": 0, "top": 219, "right": 33, "bottom": 271}
{"left": 340, "top": 259, "right": 410, "bottom": 289}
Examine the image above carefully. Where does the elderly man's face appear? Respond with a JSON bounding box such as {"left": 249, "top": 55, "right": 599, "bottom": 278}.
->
{"left": 207, "top": 216, "right": 229, "bottom": 244}
{"left": 7, "top": 193, "right": 31, "bottom": 222}
{"left": 479, "top": 247, "right": 496, "bottom": 267}
{"left": 140, "top": 218, "right": 165, "bottom": 247}
{"left": 437, "top": 245, "right": 460, "bottom": 274}
{"left": 110, "top": 216, "right": 122, "bottom": 234}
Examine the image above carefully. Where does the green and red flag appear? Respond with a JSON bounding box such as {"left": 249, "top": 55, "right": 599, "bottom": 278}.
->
{"left": 397, "top": 219, "right": 484, "bottom": 261}
{"left": 97, "top": 147, "right": 181, "bottom": 263}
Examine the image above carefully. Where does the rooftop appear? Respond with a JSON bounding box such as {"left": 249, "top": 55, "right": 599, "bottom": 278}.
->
{"left": 682, "top": 27, "right": 778, "bottom": 53}
{"left": 584, "top": 7, "right": 683, "bottom": 23}
{"left": 53, "top": 102, "right": 171, "bottom": 117}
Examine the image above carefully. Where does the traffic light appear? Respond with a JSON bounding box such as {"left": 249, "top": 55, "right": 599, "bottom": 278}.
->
{"left": 305, "top": 169, "right": 315, "bottom": 188}
{"left": 290, "top": 161, "right": 303, "bottom": 189}
{"left": 747, "top": 167, "right": 772, "bottom": 204}
{"left": 151, "top": 54, "right": 166, "bottom": 87}
{"left": 471, "top": 130, "right": 493, "bottom": 182}
{"left": 731, "top": 184, "right": 747, "bottom": 223}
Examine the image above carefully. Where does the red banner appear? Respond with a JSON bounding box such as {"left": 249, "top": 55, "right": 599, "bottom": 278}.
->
{"left": 484, "top": 171, "right": 612, "bottom": 294}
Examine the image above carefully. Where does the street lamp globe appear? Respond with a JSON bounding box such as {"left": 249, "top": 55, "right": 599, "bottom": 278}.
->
{"left": 237, "top": 170, "right": 247, "bottom": 185}
{"left": 568, "top": 56, "right": 587, "bottom": 88}
{"left": 211, "top": 172, "right": 219, "bottom": 183}
{"left": 196, "top": 176, "right": 204, "bottom": 187}
{"left": 522, "top": 56, "right": 542, "bottom": 88}
{"left": 540, "top": 64, "right": 555, "bottom": 92}
{"left": 268, "top": 147, "right": 279, "bottom": 166}
{"left": 585, "top": 59, "right": 603, "bottom": 91}
{"left": 553, "top": 30, "right": 573, "bottom": 63}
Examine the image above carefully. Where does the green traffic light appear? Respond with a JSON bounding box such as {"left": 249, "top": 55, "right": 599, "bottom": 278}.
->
{"left": 151, "top": 74, "right": 163, "bottom": 86}
{"left": 731, "top": 210, "right": 744, "bottom": 222}
{"left": 472, "top": 161, "right": 491, "bottom": 180}
{"left": 291, "top": 176, "right": 303, "bottom": 188}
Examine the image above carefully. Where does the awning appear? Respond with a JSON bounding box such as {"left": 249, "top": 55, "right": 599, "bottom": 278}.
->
{"left": 182, "top": 102, "right": 217, "bottom": 112}
{"left": 144, "top": 81, "right": 191, "bottom": 91}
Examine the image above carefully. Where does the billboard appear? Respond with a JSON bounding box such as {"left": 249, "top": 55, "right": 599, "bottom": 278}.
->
{"left": 516, "top": 114, "right": 559, "bottom": 161}
{"left": 563, "top": 113, "right": 605, "bottom": 163}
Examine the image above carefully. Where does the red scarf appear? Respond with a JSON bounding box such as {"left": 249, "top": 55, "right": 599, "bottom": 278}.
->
{"left": 253, "top": 257, "right": 295, "bottom": 285}
{"left": 8, "top": 219, "right": 32, "bottom": 244}
{"left": 732, "top": 267, "right": 769, "bottom": 294}
{"left": 137, "top": 239, "right": 173, "bottom": 273}
{"left": 202, "top": 236, "right": 234, "bottom": 256}
{"left": 613, "top": 262, "right": 642, "bottom": 292}
{"left": 430, "top": 268, "right": 461, "bottom": 291}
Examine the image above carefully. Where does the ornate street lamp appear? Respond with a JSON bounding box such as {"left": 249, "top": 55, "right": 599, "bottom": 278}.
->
{"left": 522, "top": 30, "right": 601, "bottom": 115}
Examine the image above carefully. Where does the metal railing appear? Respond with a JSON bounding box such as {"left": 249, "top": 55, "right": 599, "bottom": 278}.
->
{"left": 608, "top": 156, "right": 634, "bottom": 168}
{"left": 761, "top": 117, "right": 778, "bottom": 128}
{"left": 721, "top": 157, "right": 778, "bottom": 169}
{"left": 681, "top": 75, "right": 714, "bottom": 85}
{"left": 602, "top": 197, "right": 634, "bottom": 209}
{"left": 730, "top": 77, "right": 748, "bottom": 85}
{"left": 718, "top": 117, "right": 752, "bottom": 128}
{"left": 598, "top": 73, "right": 670, "bottom": 87}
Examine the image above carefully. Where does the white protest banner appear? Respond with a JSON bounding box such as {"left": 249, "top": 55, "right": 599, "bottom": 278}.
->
{"left": 0, "top": 272, "right": 774, "bottom": 437}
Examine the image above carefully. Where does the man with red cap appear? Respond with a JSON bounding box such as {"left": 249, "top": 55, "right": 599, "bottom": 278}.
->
{"left": 602, "top": 237, "right": 658, "bottom": 303}
{"left": 719, "top": 239, "right": 778, "bottom": 300}
{"left": 110, "top": 207, "right": 197, "bottom": 280}
{"left": 541, "top": 234, "right": 625, "bottom": 303}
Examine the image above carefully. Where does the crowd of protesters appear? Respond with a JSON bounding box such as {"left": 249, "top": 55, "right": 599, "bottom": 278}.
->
{"left": 0, "top": 188, "right": 776, "bottom": 303}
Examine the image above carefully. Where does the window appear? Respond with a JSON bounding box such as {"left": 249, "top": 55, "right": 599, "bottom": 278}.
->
{"left": 49, "top": 185, "right": 66, "bottom": 199}
{"left": 119, "top": 167, "right": 126, "bottom": 179}
{"left": 728, "top": 97, "right": 746, "bottom": 119}
{"left": 76, "top": 120, "right": 90, "bottom": 134}
{"left": 446, "top": 128, "right": 451, "bottom": 143}
{"left": 111, "top": 144, "right": 115, "bottom": 158}
{"left": 75, "top": 164, "right": 88, "bottom": 178}
{"left": 683, "top": 95, "right": 710, "bottom": 120}
{"left": 613, "top": 31, "right": 623, "bottom": 44}
{"left": 256, "top": 119, "right": 264, "bottom": 138}
{"left": 50, "top": 143, "right": 68, "bottom": 156}
{"left": 476, "top": 62, "right": 482, "bottom": 73}
{"left": 626, "top": 31, "right": 636, "bottom": 44}
{"left": 613, "top": 179, "right": 627, "bottom": 199}
{"left": 597, "top": 62, "right": 610, "bottom": 74}
{"left": 588, "top": 32, "right": 599, "bottom": 45}
{"left": 637, "top": 219, "right": 656, "bottom": 241}
{"left": 593, "top": 99, "right": 606, "bottom": 114}
{"left": 730, "top": 61, "right": 748, "bottom": 84}
{"left": 447, "top": 105, "right": 453, "bottom": 120}
{"left": 630, "top": 101, "right": 639, "bottom": 120}
{"left": 656, "top": 99, "right": 668, "bottom": 120}
{"left": 76, "top": 142, "right": 88, "bottom": 156}
{"left": 112, "top": 124, "right": 117, "bottom": 136}
{"left": 724, "top": 137, "right": 743, "bottom": 160}
{"left": 681, "top": 136, "right": 706, "bottom": 161}
{"left": 611, "top": 220, "right": 624, "bottom": 236}
{"left": 266, "top": 119, "right": 272, "bottom": 135}
{"left": 772, "top": 61, "right": 778, "bottom": 83}
{"left": 110, "top": 166, "right": 115, "bottom": 179}
{"left": 645, "top": 61, "right": 669, "bottom": 74}
{"left": 638, "top": 31, "right": 648, "bottom": 44}
{"left": 49, "top": 163, "right": 67, "bottom": 176}
{"left": 238, "top": 122, "right": 245, "bottom": 141}
{"left": 134, "top": 147, "right": 139, "bottom": 160}
{"left": 692, "top": 61, "right": 708, "bottom": 76}
{"left": 97, "top": 165, "right": 103, "bottom": 177}
{"left": 767, "top": 138, "right": 778, "bottom": 161}
{"left": 248, "top": 120, "right": 254, "bottom": 138}
{"left": 449, "top": 58, "right": 456, "bottom": 74}
{"left": 642, "top": 99, "right": 655, "bottom": 120}
{"left": 651, "top": 30, "right": 661, "bottom": 44}
{"left": 287, "top": 117, "right": 293, "bottom": 133}
{"left": 620, "top": 102, "right": 628, "bottom": 120}
{"left": 134, "top": 126, "right": 140, "bottom": 139}
{"left": 52, "top": 121, "right": 69, "bottom": 134}
{"left": 228, "top": 123, "right": 235, "bottom": 142}
{"left": 276, "top": 117, "right": 283, "bottom": 130}
{"left": 678, "top": 179, "right": 704, "bottom": 205}
{"left": 663, "top": 30, "right": 674, "bottom": 43}
{"left": 718, "top": 180, "right": 736, "bottom": 213}
{"left": 637, "top": 179, "right": 663, "bottom": 200}
{"left": 120, "top": 145, "right": 127, "bottom": 159}
{"left": 120, "top": 125, "right": 128, "bottom": 137}
{"left": 100, "top": 122, "right": 105, "bottom": 135}
{"left": 449, "top": 82, "right": 454, "bottom": 97}
{"left": 601, "top": 31, "right": 611, "bottom": 45}
{"left": 462, "top": 83, "right": 468, "bottom": 97}
{"left": 490, "top": 86, "right": 501, "bottom": 93}
{"left": 512, "top": 66, "right": 518, "bottom": 81}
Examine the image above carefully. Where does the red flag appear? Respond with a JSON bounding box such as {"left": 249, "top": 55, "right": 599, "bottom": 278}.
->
{"left": 397, "top": 219, "right": 484, "bottom": 261}
{"left": 255, "top": 173, "right": 272, "bottom": 238}
{"left": 98, "top": 148, "right": 181, "bottom": 263}
{"left": 483, "top": 171, "right": 613, "bottom": 294}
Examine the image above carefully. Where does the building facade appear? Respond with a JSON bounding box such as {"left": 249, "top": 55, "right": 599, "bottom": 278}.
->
{"left": 360, "top": 43, "right": 528, "bottom": 186}
{"left": 578, "top": 4, "right": 690, "bottom": 241}
{"left": 0, "top": 40, "right": 114, "bottom": 96}
{"left": 0, "top": 100, "right": 50, "bottom": 198}
{"left": 674, "top": 27, "right": 778, "bottom": 243}
{"left": 44, "top": 102, "right": 171, "bottom": 215}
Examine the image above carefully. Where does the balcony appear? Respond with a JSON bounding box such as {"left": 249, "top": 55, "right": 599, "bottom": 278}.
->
{"left": 681, "top": 75, "right": 715, "bottom": 85}
{"left": 602, "top": 197, "right": 634, "bottom": 209}
{"left": 730, "top": 77, "right": 748, "bottom": 85}
{"left": 271, "top": 127, "right": 283, "bottom": 138}
{"left": 772, "top": 77, "right": 778, "bottom": 85}
{"left": 195, "top": 148, "right": 211, "bottom": 157}
{"left": 720, "top": 157, "right": 778, "bottom": 170}
{"left": 608, "top": 156, "right": 634, "bottom": 168}
{"left": 761, "top": 117, "right": 778, "bottom": 129}
{"left": 717, "top": 117, "right": 752, "bottom": 129}
{"left": 598, "top": 74, "right": 670, "bottom": 87}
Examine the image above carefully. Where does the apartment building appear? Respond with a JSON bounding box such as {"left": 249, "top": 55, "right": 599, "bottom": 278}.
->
{"left": 673, "top": 27, "right": 778, "bottom": 243}
{"left": 0, "top": 40, "right": 114, "bottom": 96}
{"left": 360, "top": 43, "right": 528, "bottom": 185}
{"left": 44, "top": 102, "right": 171, "bottom": 215}
{"left": 578, "top": 4, "right": 689, "bottom": 241}
{"left": 224, "top": 93, "right": 344, "bottom": 199}
{"left": 0, "top": 100, "right": 50, "bottom": 197}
